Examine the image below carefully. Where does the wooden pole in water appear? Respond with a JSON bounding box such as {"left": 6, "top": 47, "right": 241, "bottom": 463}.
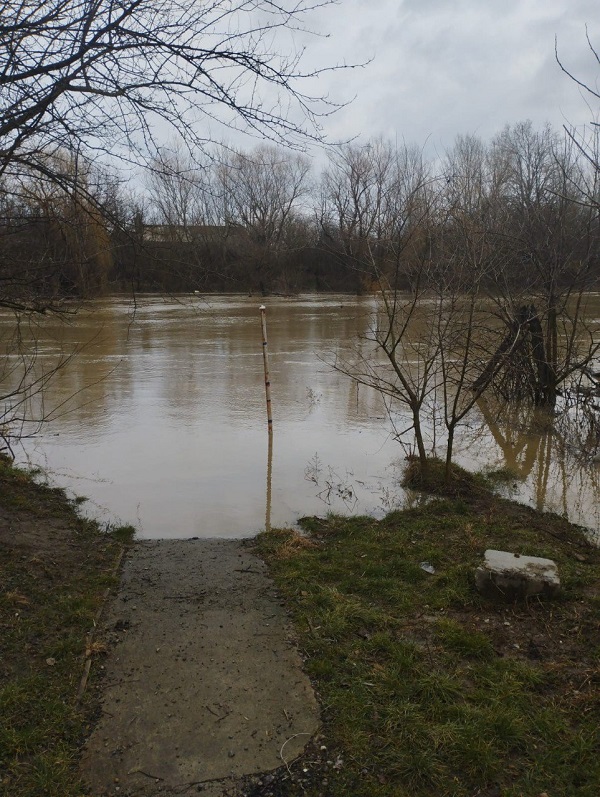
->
{"left": 265, "top": 432, "right": 273, "bottom": 532}
{"left": 259, "top": 305, "right": 273, "bottom": 435}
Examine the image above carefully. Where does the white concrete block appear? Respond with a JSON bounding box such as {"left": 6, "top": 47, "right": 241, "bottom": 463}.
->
{"left": 475, "top": 549, "right": 560, "bottom": 600}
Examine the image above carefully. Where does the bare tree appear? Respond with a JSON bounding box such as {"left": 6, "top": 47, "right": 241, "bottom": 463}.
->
{"left": 147, "top": 149, "right": 212, "bottom": 236}
{"left": 0, "top": 0, "right": 348, "bottom": 304}
{"left": 217, "top": 143, "right": 311, "bottom": 291}
{"left": 328, "top": 140, "right": 442, "bottom": 477}
{"left": 336, "top": 126, "right": 599, "bottom": 488}
{"left": 556, "top": 30, "right": 600, "bottom": 191}
{"left": 219, "top": 144, "right": 311, "bottom": 245}
{"left": 320, "top": 138, "right": 432, "bottom": 291}
{"left": 1, "top": 0, "right": 342, "bottom": 186}
{"left": 0, "top": 150, "right": 117, "bottom": 302}
{"left": 483, "top": 122, "right": 600, "bottom": 406}
{"left": 0, "top": 0, "right": 346, "bottom": 450}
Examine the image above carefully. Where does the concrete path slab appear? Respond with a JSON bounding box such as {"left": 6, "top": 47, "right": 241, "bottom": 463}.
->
{"left": 82, "top": 539, "right": 319, "bottom": 796}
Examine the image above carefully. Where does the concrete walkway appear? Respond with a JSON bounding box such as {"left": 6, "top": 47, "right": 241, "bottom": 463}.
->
{"left": 82, "top": 539, "right": 319, "bottom": 796}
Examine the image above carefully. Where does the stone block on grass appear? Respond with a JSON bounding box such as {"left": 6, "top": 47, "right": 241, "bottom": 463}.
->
{"left": 475, "top": 549, "right": 560, "bottom": 601}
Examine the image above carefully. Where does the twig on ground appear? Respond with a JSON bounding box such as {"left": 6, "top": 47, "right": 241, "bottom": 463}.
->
{"left": 279, "top": 732, "right": 312, "bottom": 776}
{"left": 130, "top": 768, "right": 165, "bottom": 781}
{"left": 77, "top": 545, "right": 126, "bottom": 703}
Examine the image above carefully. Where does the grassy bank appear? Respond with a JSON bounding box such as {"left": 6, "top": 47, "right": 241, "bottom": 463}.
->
{"left": 0, "top": 459, "right": 132, "bottom": 797}
{"left": 255, "top": 489, "right": 600, "bottom": 797}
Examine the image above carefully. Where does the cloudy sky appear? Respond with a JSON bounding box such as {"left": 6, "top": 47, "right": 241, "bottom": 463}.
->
{"left": 294, "top": 0, "right": 599, "bottom": 155}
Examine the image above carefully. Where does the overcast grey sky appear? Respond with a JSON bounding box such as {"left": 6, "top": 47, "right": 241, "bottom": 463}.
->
{"left": 298, "top": 0, "right": 599, "bottom": 155}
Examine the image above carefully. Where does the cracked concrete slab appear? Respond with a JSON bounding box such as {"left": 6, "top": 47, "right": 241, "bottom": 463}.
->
{"left": 81, "top": 539, "right": 319, "bottom": 796}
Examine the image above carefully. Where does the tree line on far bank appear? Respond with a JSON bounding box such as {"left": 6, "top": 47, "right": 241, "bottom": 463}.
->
{"left": 1, "top": 120, "right": 598, "bottom": 300}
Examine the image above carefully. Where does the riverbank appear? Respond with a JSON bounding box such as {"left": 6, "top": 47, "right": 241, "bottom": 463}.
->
{"left": 2, "top": 459, "right": 599, "bottom": 797}
{"left": 0, "top": 458, "right": 131, "bottom": 796}
{"left": 255, "top": 487, "right": 600, "bottom": 797}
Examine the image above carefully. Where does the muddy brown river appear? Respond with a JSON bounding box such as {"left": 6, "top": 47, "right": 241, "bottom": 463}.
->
{"left": 4, "top": 294, "right": 599, "bottom": 540}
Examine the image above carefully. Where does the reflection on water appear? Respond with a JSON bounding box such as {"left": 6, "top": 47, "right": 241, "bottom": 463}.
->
{"left": 265, "top": 433, "right": 273, "bottom": 533}
{"left": 1, "top": 294, "right": 598, "bottom": 541}
{"left": 7, "top": 295, "right": 397, "bottom": 538}
{"left": 463, "top": 396, "right": 600, "bottom": 539}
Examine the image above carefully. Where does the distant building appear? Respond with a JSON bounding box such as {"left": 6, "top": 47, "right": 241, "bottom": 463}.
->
{"left": 142, "top": 224, "right": 245, "bottom": 244}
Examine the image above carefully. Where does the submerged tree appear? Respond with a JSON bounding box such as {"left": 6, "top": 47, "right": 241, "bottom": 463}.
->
{"left": 479, "top": 123, "right": 600, "bottom": 407}
{"left": 336, "top": 125, "right": 600, "bottom": 487}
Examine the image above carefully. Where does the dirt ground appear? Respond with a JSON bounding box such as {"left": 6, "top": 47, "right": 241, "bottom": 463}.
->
{"left": 81, "top": 539, "right": 320, "bottom": 797}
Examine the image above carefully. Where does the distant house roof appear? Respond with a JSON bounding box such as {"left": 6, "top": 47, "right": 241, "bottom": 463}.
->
{"left": 142, "top": 224, "right": 243, "bottom": 243}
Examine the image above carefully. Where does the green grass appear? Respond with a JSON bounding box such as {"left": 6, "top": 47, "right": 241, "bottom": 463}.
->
{"left": 484, "top": 466, "right": 523, "bottom": 484}
{"left": 255, "top": 493, "right": 600, "bottom": 797}
{"left": 0, "top": 457, "right": 131, "bottom": 797}
{"left": 402, "top": 456, "right": 491, "bottom": 497}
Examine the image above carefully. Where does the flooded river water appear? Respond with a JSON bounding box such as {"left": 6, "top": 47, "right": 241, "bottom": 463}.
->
{"left": 5, "top": 294, "right": 600, "bottom": 540}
